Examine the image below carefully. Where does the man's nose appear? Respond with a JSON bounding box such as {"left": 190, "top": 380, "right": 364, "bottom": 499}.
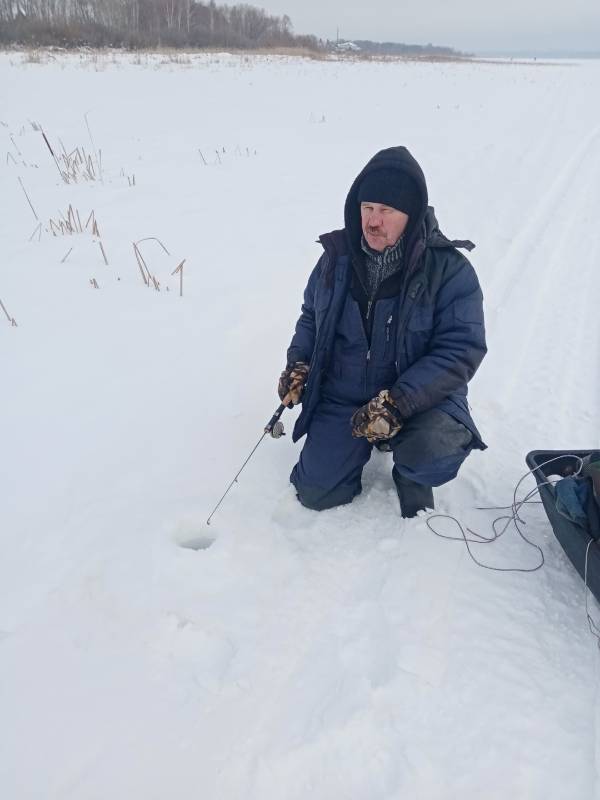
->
{"left": 369, "top": 211, "right": 383, "bottom": 227}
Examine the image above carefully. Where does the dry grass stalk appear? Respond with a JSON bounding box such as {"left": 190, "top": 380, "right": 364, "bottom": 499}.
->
{"left": 135, "top": 237, "right": 170, "bottom": 256}
{"left": 29, "top": 222, "right": 42, "bottom": 242}
{"left": 98, "top": 242, "right": 108, "bottom": 265}
{"left": 61, "top": 247, "right": 73, "bottom": 263}
{"left": 0, "top": 297, "right": 17, "bottom": 326}
{"left": 10, "top": 134, "right": 22, "bottom": 157}
{"left": 18, "top": 177, "right": 38, "bottom": 220}
{"left": 90, "top": 278, "right": 100, "bottom": 289}
{"left": 6, "top": 152, "right": 17, "bottom": 165}
{"left": 198, "top": 149, "right": 207, "bottom": 164}
{"left": 48, "top": 207, "right": 100, "bottom": 238}
{"left": 67, "top": 205, "right": 77, "bottom": 231}
{"left": 67, "top": 204, "right": 82, "bottom": 233}
{"left": 41, "top": 129, "right": 65, "bottom": 181}
{"left": 45, "top": 134, "right": 100, "bottom": 184}
{"left": 133, "top": 243, "right": 150, "bottom": 286}
{"left": 133, "top": 239, "right": 172, "bottom": 291}
{"left": 84, "top": 112, "right": 103, "bottom": 183}
{"left": 171, "top": 259, "right": 186, "bottom": 297}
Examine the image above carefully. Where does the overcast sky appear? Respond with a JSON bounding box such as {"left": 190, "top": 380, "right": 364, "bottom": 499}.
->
{"left": 260, "top": 0, "right": 600, "bottom": 52}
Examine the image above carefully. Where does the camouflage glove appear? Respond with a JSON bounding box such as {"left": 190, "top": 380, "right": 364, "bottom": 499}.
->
{"left": 351, "top": 389, "right": 403, "bottom": 443}
{"left": 278, "top": 361, "right": 309, "bottom": 406}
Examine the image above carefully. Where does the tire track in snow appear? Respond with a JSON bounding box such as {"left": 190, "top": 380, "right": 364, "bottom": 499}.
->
{"left": 480, "top": 123, "right": 600, "bottom": 437}
{"left": 486, "top": 123, "right": 600, "bottom": 307}
{"left": 468, "top": 119, "right": 600, "bottom": 798}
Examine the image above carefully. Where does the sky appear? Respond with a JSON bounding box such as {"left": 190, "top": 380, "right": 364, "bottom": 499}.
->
{"left": 260, "top": 0, "right": 600, "bottom": 53}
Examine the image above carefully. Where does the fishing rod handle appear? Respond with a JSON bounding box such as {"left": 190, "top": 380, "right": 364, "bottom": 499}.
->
{"left": 264, "top": 403, "right": 286, "bottom": 433}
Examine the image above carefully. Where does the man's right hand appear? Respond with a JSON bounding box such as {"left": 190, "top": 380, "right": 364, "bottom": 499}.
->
{"left": 278, "top": 362, "right": 309, "bottom": 406}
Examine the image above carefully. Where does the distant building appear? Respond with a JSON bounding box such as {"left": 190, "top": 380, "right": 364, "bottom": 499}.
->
{"left": 335, "top": 41, "right": 361, "bottom": 52}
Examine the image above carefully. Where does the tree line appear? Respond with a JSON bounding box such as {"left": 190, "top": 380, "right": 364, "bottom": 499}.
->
{"left": 0, "top": 0, "right": 322, "bottom": 50}
{"left": 352, "top": 40, "right": 464, "bottom": 58}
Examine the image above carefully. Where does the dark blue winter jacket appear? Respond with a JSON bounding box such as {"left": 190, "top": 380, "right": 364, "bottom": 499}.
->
{"left": 287, "top": 147, "right": 487, "bottom": 447}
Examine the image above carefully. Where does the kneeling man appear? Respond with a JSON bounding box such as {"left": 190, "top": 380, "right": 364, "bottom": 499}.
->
{"left": 278, "top": 146, "right": 487, "bottom": 517}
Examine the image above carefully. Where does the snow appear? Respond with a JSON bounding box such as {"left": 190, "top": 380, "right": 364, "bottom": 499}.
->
{"left": 1, "top": 50, "right": 600, "bottom": 799}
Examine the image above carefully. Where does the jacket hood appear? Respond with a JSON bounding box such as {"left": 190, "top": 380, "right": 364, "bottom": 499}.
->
{"left": 344, "top": 146, "right": 429, "bottom": 263}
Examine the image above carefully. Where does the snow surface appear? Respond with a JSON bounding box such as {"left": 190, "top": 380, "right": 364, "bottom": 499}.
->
{"left": 2, "top": 50, "right": 600, "bottom": 799}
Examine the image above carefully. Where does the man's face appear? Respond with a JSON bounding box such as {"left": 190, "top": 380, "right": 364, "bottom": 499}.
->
{"left": 360, "top": 202, "right": 409, "bottom": 252}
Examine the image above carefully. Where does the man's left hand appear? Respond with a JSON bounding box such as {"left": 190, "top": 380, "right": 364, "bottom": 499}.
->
{"left": 351, "top": 390, "right": 403, "bottom": 442}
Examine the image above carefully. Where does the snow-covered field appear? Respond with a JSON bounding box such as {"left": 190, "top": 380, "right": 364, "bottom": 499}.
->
{"left": 2, "top": 50, "right": 600, "bottom": 799}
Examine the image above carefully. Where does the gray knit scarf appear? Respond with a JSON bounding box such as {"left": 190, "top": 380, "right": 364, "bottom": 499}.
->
{"left": 360, "top": 235, "right": 405, "bottom": 300}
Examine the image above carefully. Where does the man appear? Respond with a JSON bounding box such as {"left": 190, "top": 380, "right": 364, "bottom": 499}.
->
{"left": 278, "top": 146, "right": 487, "bottom": 518}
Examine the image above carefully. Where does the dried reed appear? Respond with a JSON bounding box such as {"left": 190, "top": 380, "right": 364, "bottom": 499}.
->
{"left": 29, "top": 222, "right": 42, "bottom": 242}
{"left": 41, "top": 127, "right": 100, "bottom": 184}
{"left": 98, "top": 242, "right": 108, "bottom": 265}
{"left": 48, "top": 206, "right": 101, "bottom": 238}
{"left": 133, "top": 238, "right": 173, "bottom": 291}
{"left": 0, "top": 298, "right": 17, "bottom": 326}
{"left": 171, "top": 259, "right": 186, "bottom": 297}
{"left": 18, "top": 177, "right": 38, "bottom": 220}
{"left": 133, "top": 243, "right": 151, "bottom": 286}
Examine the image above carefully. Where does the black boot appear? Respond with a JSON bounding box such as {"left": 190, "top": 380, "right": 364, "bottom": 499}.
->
{"left": 392, "top": 469, "right": 434, "bottom": 518}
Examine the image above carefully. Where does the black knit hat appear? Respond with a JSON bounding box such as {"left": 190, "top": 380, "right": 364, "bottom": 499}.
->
{"left": 357, "top": 170, "right": 420, "bottom": 219}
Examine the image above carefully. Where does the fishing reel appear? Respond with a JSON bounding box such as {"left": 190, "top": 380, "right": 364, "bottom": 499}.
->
{"left": 270, "top": 420, "right": 285, "bottom": 439}
{"left": 264, "top": 404, "right": 288, "bottom": 439}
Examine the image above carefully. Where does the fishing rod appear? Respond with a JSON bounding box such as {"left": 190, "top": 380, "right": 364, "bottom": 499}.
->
{"left": 206, "top": 402, "right": 289, "bottom": 526}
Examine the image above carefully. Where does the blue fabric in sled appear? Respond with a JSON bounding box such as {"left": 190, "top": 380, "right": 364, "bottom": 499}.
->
{"left": 554, "top": 477, "right": 592, "bottom": 530}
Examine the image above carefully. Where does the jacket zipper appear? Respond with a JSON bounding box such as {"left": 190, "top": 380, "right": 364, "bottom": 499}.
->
{"left": 385, "top": 315, "right": 392, "bottom": 342}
